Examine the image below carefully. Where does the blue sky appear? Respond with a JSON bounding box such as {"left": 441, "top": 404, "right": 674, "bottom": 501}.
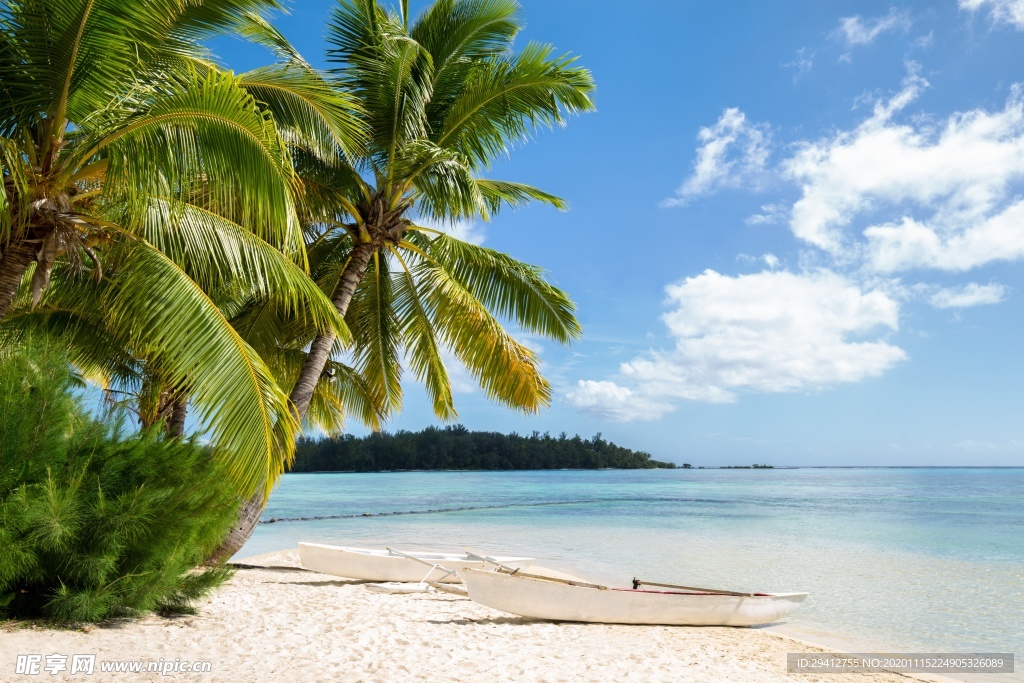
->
{"left": 215, "top": 0, "right": 1024, "bottom": 466}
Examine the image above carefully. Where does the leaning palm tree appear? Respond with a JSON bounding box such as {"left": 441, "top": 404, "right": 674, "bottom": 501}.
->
{"left": 0, "top": 0, "right": 364, "bottom": 495}
{"left": 210, "top": 0, "right": 595, "bottom": 559}
{"left": 286, "top": 0, "right": 595, "bottom": 420}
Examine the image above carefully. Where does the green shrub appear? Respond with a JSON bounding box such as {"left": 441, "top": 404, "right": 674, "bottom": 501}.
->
{"left": 0, "top": 340, "right": 238, "bottom": 623}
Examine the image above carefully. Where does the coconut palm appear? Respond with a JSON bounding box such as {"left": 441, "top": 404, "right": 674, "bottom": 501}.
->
{"left": 288, "top": 0, "right": 595, "bottom": 418}
{"left": 0, "top": 0, "right": 364, "bottom": 495}
{"left": 210, "top": 0, "right": 596, "bottom": 559}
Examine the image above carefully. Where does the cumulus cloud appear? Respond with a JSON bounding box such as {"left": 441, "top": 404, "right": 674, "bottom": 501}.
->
{"left": 565, "top": 381, "right": 676, "bottom": 422}
{"left": 568, "top": 270, "right": 907, "bottom": 420}
{"left": 865, "top": 202, "right": 1024, "bottom": 272}
{"left": 929, "top": 283, "right": 1007, "bottom": 308}
{"left": 783, "top": 68, "right": 930, "bottom": 251}
{"left": 960, "top": 0, "right": 1024, "bottom": 28}
{"left": 782, "top": 68, "right": 1024, "bottom": 274}
{"left": 834, "top": 8, "right": 913, "bottom": 47}
{"left": 662, "top": 108, "right": 771, "bottom": 207}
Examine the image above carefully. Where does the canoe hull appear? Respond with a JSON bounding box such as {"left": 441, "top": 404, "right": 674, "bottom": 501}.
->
{"left": 298, "top": 543, "right": 533, "bottom": 583}
{"left": 462, "top": 570, "right": 807, "bottom": 626}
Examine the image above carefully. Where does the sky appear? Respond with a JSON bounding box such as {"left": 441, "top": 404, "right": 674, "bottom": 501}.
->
{"left": 212, "top": 0, "right": 1024, "bottom": 467}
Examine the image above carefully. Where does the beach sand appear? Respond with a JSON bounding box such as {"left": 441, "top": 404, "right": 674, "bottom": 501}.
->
{"left": 1, "top": 550, "right": 949, "bottom": 682}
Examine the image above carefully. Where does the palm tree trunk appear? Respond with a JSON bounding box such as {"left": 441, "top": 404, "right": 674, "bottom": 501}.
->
{"left": 208, "top": 241, "right": 377, "bottom": 564}
{"left": 0, "top": 240, "right": 37, "bottom": 320}
{"left": 167, "top": 397, "right": 187, "bottom": 438}
{"left": 289, "top": 241, "right": 376, "bottom": 417}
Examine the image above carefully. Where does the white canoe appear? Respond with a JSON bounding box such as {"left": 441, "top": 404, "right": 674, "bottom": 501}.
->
{"left": 461, "top": 570, "right": 807, "bottom": 626}
{"left": 298, "top": 543, "right": 533, "bottom": 583}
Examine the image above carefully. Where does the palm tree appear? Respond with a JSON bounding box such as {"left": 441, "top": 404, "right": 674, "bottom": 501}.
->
{"left": 287, "top": 0, "right": 595, "bottom": 419}
{"left": 0, "top": 0, "right": 364, "bottom": 496}
{"left": 210, "top": 0, "right": 596, "bottom": 560}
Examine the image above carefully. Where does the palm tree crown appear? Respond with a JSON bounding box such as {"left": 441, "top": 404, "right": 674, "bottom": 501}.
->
{"left": 287, "top": 0, "right": 596, "bottom": 420}
{"left": 0, "top": 0, "right": 364, "bottom": 496}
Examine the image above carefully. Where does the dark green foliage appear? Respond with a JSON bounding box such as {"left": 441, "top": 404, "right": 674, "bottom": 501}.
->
{"left": 293, "top": 425, "right": 676, "bottom": 472}
{"left": 0, "top": 340, "right": 237, "bottom": 623}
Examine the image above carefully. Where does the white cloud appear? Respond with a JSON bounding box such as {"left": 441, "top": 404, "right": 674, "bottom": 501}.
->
{"left": 443, "top": 220, "right": 486, "bottom": 246}
{"left": 960, "top": 0, "right": 1024, "bottom": 29}
{"left": 568, "top": 270, "right": 907, "bottom": 421}
{"left": 783, "top": 69, "right": 1024, "bottom": 274}
{"left": 565, "top": 380, "right": 676, "bottom": 422}
{"left": 737, "top": 253, "right": 782, "bottom": 269}
{"left": 866, "top": 202, "right": 1024, "bottom": 272}
{"left": 783, "top": 67, "right": 930, "bottom": 251}
{"left": 834, "top": 8, "right": 912, "bottom": 47}
{"left": 746, "top": 202, "right": 789, "bottom": 225}
{"left": 415, "top": 217, "right": 486, "bottom": 245}
{"left": 662, "top": 108, "right": 771, "bottom": 207}
{"left": 929, "top": 283, "right": 1007, "bottom": 308}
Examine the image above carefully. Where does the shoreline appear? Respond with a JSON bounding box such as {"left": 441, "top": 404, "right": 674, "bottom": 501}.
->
{"left": 1, "top": 549, "right": 976, "bottom": 683}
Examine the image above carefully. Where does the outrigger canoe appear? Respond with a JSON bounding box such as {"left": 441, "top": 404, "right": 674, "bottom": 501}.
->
{"left": 461, "top": 569, "right": 807, "bottom": 626}
{"left": 298, "top": 543, "right": 533, "bottom": 583}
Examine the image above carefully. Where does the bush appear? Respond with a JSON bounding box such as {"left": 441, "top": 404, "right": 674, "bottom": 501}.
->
{"left": 0, "top": 340, "right": 238, "bottom": 623}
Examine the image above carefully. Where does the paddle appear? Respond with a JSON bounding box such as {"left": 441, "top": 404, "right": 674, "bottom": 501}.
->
{"left": 631, "top": 579, "right": 755, "bottom": 597}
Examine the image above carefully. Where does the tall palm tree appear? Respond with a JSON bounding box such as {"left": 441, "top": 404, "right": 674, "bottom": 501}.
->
{"left": 210, "top": 0, "right": 596, "bottom": 560}
{"left": 287, "top": 0, "right": 595, "bottom": 419}
{"left": 0, "top": 0, "right": 364, "bottom": 496}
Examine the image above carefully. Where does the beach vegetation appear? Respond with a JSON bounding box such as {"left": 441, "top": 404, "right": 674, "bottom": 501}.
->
{"left": 0, "top": 339, "right": 238, "bottom": 623}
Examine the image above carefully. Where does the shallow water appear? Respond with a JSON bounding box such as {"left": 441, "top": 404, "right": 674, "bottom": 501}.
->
{"left": 239, "top": 468, "right": 1023, "bottom": 675}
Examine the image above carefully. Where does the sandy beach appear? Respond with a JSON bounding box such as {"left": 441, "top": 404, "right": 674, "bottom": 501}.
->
{"left": 0, "top": 550, "right": 956, "bottom": 683}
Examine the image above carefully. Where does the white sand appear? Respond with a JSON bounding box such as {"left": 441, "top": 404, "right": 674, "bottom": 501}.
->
{"left": 0, "top": 550, "right": 939, "bottom": 682}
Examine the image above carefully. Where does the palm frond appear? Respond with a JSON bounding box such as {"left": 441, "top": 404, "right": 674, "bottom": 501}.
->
{"left": 433, "top": 42, "right": 595, "bottom": 169}
{"left": 409, "top": 231, "right": 580, "bottom": 343}
{"left": 474, "top": 178, "right": 566, "bottom": 212}
{"left": 346, "top": 251, "right": 403, "bottom": 416}
{"left": 412, "top": 0, "right": 520, "bottom": 101}
{"left": 239, "top": 61, "right": 366, "bottom": 161}
{"left": 390, "top": 247, "right": 456, "bottom": 420}
{"left": 75, "top": 66, "right": 299, "bottom": 255}
{"left": 135, "top": 198, "right": 350, "bottom": 342}
{"left": 101, "top": 238, "right": 299, "bottom": 497}
{"left": 0, "top": 136, "right": 31, "bottom": 242}
{"left": 417, "top": 252, "right": 550, "bottom": 412}
{"left": 327, "top": 0, "right": 433, "bottom": 168}
{"left": 263, "top": 346, "right": 387, "bottom": 434}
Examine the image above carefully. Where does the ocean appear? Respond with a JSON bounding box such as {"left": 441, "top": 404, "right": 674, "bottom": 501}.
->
{"left": 238, "top": 467, "right": 1023, "bottom": 678}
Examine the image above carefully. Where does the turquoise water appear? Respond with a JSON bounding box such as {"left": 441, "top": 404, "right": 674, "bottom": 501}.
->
{"left": 240, "top": 468, "right": 1023, "bottom": 673}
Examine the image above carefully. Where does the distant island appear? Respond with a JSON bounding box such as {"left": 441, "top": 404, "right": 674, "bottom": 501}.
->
{"left": 721, "top": 464, "right": 775, "bottom": 469}
{"left": 293, "top": 426, "right": 677, "bottom": 472}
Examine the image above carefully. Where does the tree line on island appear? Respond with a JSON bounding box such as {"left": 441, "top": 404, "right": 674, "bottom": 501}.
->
{"left": 293, "top": 426, "right": 677, "bottom": 471}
